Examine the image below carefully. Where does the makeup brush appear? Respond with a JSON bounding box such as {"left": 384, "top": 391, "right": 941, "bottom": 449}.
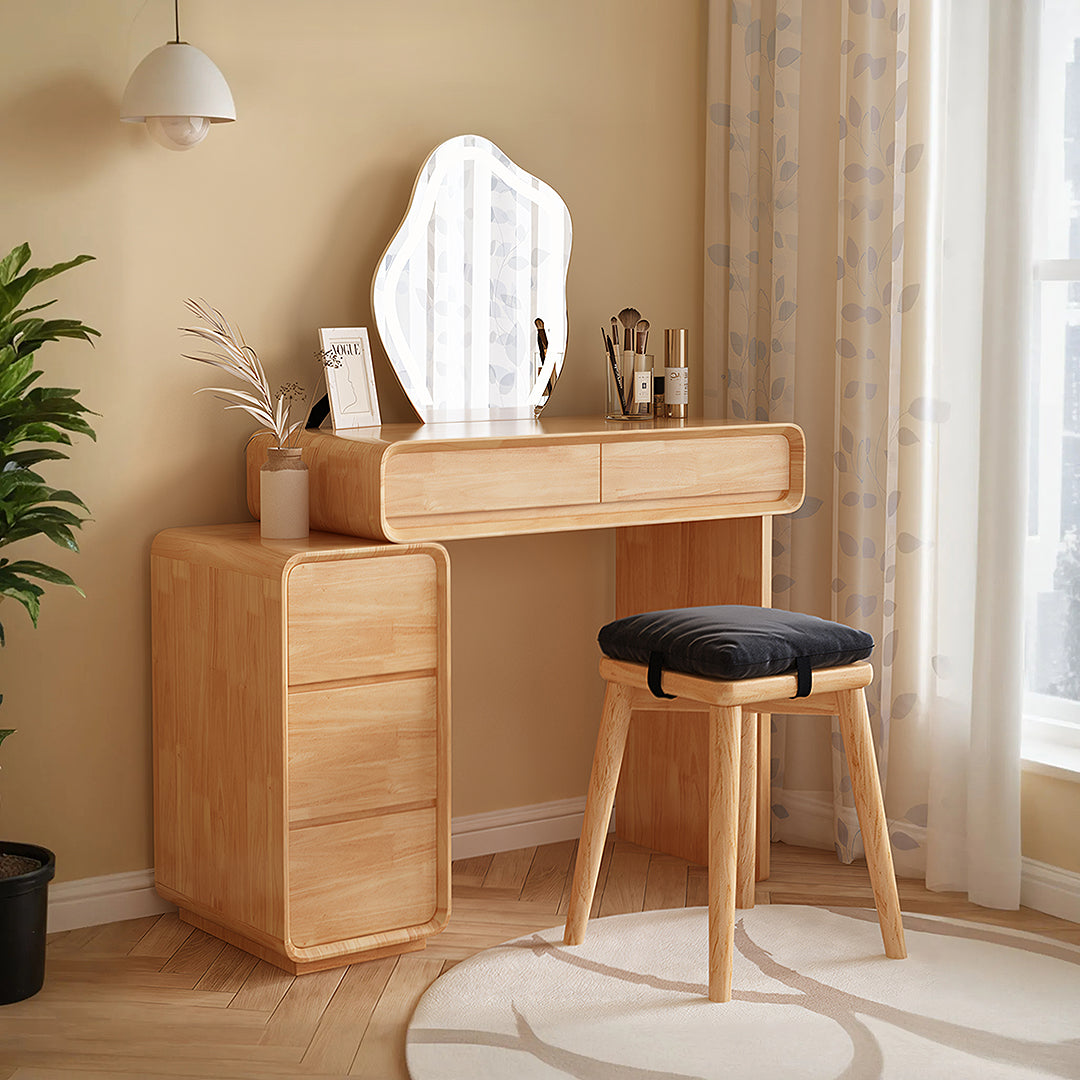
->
{"left": 611, "top": 316, "right": 621, "bottom": 357}
{"left": 635, "top": 318, "right": 650, "bottom": 354}
{"left": 535, "top": 317, "right": 548, "bottom": 363}
{"left": 618, "top": 307, "right": 641, "bottom": 353}
{"left": 603, "top": 327, "right": 627, "bottom": 413}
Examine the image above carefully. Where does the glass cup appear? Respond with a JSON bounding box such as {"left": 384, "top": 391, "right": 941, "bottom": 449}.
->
{"left": 606, "top": 350, "right": 653, "bottom": 420}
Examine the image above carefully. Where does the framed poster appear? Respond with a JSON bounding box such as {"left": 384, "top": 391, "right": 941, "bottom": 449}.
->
{"left": 318, "top": 327, "right": 381, "bottom": 430}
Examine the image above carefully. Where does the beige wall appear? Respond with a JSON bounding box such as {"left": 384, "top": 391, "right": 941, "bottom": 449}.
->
{"left": 2, "top": 1, "right": 1075, "bottom": 888}
{"left": 0, "top": 0, "right": 705, "bottom": 882}
{"left": 1022, "top": 772, "right": 1080, "bottom": 875}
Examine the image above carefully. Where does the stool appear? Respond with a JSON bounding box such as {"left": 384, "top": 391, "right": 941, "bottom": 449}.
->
{"left": 563, "top": 605, "right": 906, "bottom": 1002}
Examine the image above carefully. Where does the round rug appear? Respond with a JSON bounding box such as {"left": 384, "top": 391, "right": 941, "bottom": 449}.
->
{"left": 406, "top": 905, "right": 1080, "bottom": 1079}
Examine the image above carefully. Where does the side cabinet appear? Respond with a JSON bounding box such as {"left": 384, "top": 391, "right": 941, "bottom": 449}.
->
{"left": 150, "top": 524, "right": 450, "bottom": 974}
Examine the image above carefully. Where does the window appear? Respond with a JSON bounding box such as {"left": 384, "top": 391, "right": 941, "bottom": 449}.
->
{"left": 1024, "top": 0, "right": 1080, "bottom": 775}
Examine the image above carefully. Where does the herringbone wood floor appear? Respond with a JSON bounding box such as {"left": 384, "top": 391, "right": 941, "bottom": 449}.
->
{"left": 1, "top": 841, "right": 1077, "bottom": 1080}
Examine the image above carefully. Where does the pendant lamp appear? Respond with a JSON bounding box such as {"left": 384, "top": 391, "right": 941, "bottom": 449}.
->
{"left": 120, "top": 0, "right": 235, "bottom": 151}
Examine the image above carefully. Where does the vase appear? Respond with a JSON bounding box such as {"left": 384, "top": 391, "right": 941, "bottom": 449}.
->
{"left": 260, "top": 446, "right": 309, "bottom": 539}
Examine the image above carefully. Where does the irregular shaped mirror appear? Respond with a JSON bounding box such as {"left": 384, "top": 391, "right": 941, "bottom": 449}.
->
{"left": 372, "top": 134, "right": 572, "bottom": 423}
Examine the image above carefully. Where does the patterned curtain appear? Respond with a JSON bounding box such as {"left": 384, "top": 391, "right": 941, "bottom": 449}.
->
{"left": 827, "top": 0, "right": 933, "bottom": 868}
{"left": 704, "top": 0, "right": 801, "bottom": 429}
{"left": 705, "top": 0, "right": 1029, "bottom": 906}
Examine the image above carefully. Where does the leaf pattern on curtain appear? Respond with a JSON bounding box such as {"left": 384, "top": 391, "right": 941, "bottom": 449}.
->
{"left": 707, "top": 0, "right": 938, "bottom": 871}
{"left": 705, "top": 0, "right": 804, "bottom": 842}
{"left": 830, "top": 0, "right": 935, "bottom": 865}
{"left": 705, "top": 0, "right": 801, "bottom": 429}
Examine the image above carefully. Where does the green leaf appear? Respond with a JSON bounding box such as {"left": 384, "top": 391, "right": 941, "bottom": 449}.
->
{"left": 4, "top": 560, "right": 82, "bottom": 591}
{"left": 0, "top": 244, "right": 31, "bottom": 286}
{"left": 0, "top": 729, "right": 14, "bottom": 748}
{"left": 9, "top": 299, "right": 58, "bottom": 319}
{"left": 0, "top": 583, "right": 41, "bottom": 625}
{"left": 0, "top": 253, "right": 95, "bottom": 320}
{"left": 1, "top": 448, "right": 68, "bottom": 469}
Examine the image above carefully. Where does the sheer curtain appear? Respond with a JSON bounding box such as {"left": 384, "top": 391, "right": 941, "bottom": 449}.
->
{"left": 923, "top": 0, "right": 1039, "bottom": 905}
{"left": 704, "top": 0, "right": 1038, "bottom": 907}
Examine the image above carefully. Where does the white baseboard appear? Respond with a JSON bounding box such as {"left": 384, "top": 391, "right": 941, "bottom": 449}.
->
{"left": 772, "top": 790, "right": 1080, "bottom": 920}
{"left": 48, "top": 868, "right": 175, "bottom": 934}
{"left": 1021, "top": 857, "right": 1080, "bottom": 923}
{"left": 46, "top": 804, "right": 1079, "bottom": 932}
{"left": 46, "top": 798, "right": 599, "bottom": 932}
{"left": 450, "top": 796, "right": 604, "bottom": 861}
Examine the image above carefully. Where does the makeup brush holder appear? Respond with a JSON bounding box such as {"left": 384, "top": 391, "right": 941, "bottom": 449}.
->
{"left": 606, "top": 350, "right": 652, "bottom": 420}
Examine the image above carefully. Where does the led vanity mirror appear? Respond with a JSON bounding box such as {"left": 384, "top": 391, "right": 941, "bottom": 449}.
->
{"left": 372, "top": 134, "right": 572, "bottom": 423}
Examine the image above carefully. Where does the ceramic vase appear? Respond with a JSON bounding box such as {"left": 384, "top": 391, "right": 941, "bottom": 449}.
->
{"left": 260, "top": 446, "right": 309, "bottom": 539}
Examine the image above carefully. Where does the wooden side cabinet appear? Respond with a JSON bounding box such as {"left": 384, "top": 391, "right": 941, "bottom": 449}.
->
{"left": 150, "top": 524, "right": 450, "bottom": 974}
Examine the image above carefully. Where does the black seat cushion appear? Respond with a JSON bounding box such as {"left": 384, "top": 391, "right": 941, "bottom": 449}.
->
{"left": 598, "top": 605, "right": 874, "bottom": 682}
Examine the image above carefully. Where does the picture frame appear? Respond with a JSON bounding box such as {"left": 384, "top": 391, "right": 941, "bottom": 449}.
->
{"left": 318, "top": 327, "right": 381, "bottom": 430}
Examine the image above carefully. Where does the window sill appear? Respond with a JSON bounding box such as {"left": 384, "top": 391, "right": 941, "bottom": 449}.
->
{"left": 1022, "top": 736, "right": 1080, "bottom": 784}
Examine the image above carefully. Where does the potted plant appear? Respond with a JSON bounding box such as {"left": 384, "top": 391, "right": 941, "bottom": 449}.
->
{"left": 0, "top": 242, "right": 97, "bottom": 1005}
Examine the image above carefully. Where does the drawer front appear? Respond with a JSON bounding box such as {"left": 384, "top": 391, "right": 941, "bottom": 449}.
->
{"left": 288, "top": 677, "right": 437, "bottom": 824}
{"left": 601, "top": 435, "right": 791, "bottom": 503}
{"left": 384, "top": 444, "right": 600, "bottom": 517}
{"left": 287, "top": 554, "right": 438, "bottom": 685}
{"left": 288, "top": 808, "right": 437, "bottom": 947}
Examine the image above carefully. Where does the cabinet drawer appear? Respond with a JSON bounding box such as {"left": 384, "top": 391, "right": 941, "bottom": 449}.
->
{"left": 384, "top": 444, "right": 600, "bottom": 517}
{"left": 601, "top": 435, "right": 791, "bottom": 503}
{"left": 288, "top": 677, "right": 437, "bottom": 824}
{"left": 287, "top": 555, "right": 438, "bottom": 685}
{"left": 288, "top": 808, "right": 437, "bottom": 947}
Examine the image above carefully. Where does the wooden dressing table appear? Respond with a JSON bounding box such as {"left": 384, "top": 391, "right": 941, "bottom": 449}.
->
{"left": 248, "top": 416, "right": 804, "bottom": 870}
{"left": 152, "top": 416, "right": 803, "bottom": 974}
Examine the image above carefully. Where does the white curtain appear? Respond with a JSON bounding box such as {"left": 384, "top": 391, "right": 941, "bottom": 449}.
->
{"left": 922, "top": 0, "right": 1040, "bottom": 906}
{"left": 705, "top": 0, "right": 1038, "bottom": 908}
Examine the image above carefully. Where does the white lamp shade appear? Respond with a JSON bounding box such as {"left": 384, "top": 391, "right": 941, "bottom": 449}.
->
{"left": 120, "top": 42, "right": 235, "bottom": 124}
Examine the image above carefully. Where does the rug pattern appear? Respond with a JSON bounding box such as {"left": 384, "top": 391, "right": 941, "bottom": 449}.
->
{"left": 406, "top": 905, "right": 1080, "bottom": 1079}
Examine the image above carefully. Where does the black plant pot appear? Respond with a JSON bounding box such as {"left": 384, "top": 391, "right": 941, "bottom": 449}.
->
{"left": 0, "top": 842, "right": 55, "bottom": 1005}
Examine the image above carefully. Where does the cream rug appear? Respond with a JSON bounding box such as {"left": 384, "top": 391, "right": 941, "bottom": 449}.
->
{"left": 406, "top": 905, "right": 1080, "bottom": 1079}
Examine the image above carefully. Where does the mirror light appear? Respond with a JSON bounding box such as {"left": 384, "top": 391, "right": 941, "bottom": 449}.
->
{"left": 120, "top": 3, "right": 235, "bottom": 151}
{"left": 372, "top": 134, "right": 572, "bottom": 424}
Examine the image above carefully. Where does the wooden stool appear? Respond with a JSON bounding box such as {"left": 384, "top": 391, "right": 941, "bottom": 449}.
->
{"left": 563, "top": 606, "right": 906, "bottom": 1002}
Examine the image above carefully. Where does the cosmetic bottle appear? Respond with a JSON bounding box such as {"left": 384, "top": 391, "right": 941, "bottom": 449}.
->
{"left": 664, "top": 329, "right": 688, "bottom": 419}
{"left": 631, "top": 353, "right": 653, "bottom": 418}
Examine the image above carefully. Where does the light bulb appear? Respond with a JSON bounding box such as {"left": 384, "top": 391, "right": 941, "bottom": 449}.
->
{"left": 145, "top": 115, "right": 211, "bottom": 151}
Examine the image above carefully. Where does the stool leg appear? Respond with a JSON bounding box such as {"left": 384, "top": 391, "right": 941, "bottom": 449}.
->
{"left": 564, "top": 681, "right": 633, "bottom": 947}
{"left": 736, "top": 710, "right": 757, "bottom": 909}
{"left": 708, "top": 705, "right": 741, "bottom": 1002}
{"left": 836, "top": 687, "right": 907, "bottom": 960}
{"left": 756, "top": 712, "right": 771, "bottom": 881}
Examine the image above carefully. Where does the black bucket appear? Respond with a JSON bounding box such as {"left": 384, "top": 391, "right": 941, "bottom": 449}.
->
{"left": 0, "top": 842, "right": 55, "bottom": 1005}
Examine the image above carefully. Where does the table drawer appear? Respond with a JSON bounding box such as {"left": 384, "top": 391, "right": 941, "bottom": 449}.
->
{"left": 287, "top": 677, "right": 437, "bottom": 824}
{"left": 288, "top": 807, "right": 437, "bottom": 947}
{"left": 384, "top": 444, "right": 600, "bottom": 517}
{"left": 287, "top": 554, "right": 438, "bottom": 685}
{"left": 601, "top": 435, "right": 791, "bottom": 503}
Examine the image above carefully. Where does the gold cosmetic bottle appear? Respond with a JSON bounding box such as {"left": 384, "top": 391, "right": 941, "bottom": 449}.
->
{"left": 664, "top": 329, "right": 688, "bottom": 418}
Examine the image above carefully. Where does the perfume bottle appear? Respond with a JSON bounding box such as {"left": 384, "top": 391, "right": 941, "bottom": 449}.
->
{"left": 631, "top": 352, "right": 653, "bottom": 418}
{"left": 664, "top": 329, "right": 688, "bottom": 418}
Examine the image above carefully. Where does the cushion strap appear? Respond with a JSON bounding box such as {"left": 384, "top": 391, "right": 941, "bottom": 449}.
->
{"left": 793, "top": 655, "right": 812, "bottom": 698}
{"left": 647, "top": 652, "right": 676, "bottom": 699}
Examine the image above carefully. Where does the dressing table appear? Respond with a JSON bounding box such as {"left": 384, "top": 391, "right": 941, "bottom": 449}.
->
{"left": 150, "top": 135, "right": 806, "bottom": 974}
{"left": 245, "top": 415, "right": 805, "bottom": 872}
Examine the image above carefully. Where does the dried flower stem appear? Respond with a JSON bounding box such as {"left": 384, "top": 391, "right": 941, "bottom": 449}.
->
{"left": 180, "top": 299, "right": 302, "bottom": 449}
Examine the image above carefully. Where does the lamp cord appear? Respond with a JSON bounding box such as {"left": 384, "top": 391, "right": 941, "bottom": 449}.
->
{"left": 173, "top": 0, "right": 180, "bottom": 43}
